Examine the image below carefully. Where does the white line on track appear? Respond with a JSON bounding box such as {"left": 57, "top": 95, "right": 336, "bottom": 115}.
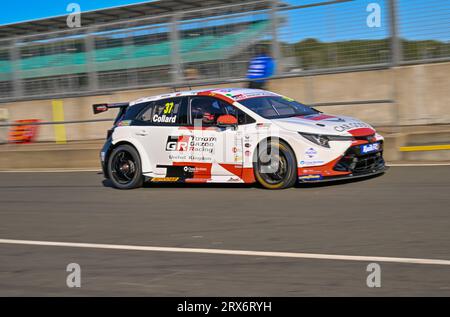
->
{"left": 0, "top": 164, "right": 449, "bottom": 173}
{"left": 1, "top": 239, "right": 450, "bottom": 266}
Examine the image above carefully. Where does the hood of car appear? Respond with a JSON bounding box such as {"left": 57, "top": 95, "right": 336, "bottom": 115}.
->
{"left": 271, "top": 113, "right": 376, "bottom": 136}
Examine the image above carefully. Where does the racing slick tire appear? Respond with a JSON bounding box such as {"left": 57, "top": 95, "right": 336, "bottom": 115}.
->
{"left": 107, "top": 144, "right": 144, "bottom": 189}
{"left": 254, "top": 139, "right": 297, "bottom": 189}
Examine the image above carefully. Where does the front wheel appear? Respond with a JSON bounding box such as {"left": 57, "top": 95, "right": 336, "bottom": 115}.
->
{"left": 254, "top": 139, "right": 298, "bottom": 189}
{"left": 107, "top": 144, "right": 144, "bottom": 189}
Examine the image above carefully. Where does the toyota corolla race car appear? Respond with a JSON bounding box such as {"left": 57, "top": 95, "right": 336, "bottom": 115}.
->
{"left": 94, "top": 88, "right": 386, "bottom": 189}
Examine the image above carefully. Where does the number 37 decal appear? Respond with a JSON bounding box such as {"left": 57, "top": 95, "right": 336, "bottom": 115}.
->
{"left": 164, "top": 102, "right": 174, "bottom": 114}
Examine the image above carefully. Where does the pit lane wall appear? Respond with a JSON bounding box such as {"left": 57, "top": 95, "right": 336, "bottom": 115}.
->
{"left": 0, "top": 61, "right": 449, "bottom": 166}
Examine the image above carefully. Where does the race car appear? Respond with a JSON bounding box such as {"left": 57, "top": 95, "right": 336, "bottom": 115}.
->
{"left": 93, "top": 88, "right": 386, "bottom": 189}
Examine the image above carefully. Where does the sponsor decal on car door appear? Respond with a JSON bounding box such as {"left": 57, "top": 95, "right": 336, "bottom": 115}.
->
{"left": 173, "top": 97, "right": 243, "bottom": 179}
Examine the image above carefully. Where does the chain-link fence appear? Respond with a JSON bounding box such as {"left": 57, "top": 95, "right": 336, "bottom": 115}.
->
{"left": 0, "top": 0, "right": 448, "bottom": 101}
{"left": 398, "top": 0, "right": 450, "bottom": 63}
{"left": 278, "top": 0, "right": 391, "bottom": 72}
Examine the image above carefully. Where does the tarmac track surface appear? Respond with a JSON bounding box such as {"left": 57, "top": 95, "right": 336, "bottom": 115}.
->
{"left": 0, "top": 166, "right": 449, "bottom": 296}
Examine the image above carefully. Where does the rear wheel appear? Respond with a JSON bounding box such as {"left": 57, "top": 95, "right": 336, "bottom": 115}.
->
{"left": 107, "top": 144, "right": 144, "bottom": 189}
{"left": 254, "top": 139, "right": 297, "bottom": 189}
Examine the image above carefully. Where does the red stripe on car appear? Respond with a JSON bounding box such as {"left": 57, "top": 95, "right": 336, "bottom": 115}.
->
{"left": 348, "top": 128, "right": 376, "bottom": 137}
{"left": 298, "top": 114, "right": 337, "bottom": 121}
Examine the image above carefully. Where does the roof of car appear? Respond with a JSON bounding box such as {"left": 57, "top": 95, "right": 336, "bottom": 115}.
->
{"left": 129, "top": 88, "right": 280, "bottom": 106}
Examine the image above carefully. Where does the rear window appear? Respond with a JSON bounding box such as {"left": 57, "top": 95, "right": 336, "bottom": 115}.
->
{"left": 122, "top": 102, "right": 148, "bottom": 121}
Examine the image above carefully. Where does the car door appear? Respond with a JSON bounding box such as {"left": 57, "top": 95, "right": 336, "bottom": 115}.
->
{"left": 131, "top": 97, "right": 190, "bottom": 177}
{"left": 187, "top": 96, "right": 245, "bottom": 179}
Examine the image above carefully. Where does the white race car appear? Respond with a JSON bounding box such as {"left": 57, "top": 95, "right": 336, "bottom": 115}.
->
{"left": 94, "top": 88, "right": 386, "bottom": 189}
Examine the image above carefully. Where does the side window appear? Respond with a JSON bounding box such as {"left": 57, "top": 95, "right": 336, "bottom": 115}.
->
{"left": 140, "top": 105, "right": 154, "bottom": 122}
{"left": 190, "top": 97, "right": 227, "bottom": 126}
{"left": 123, "top": 102, "right": 149, "bottom": 121}
{"left": 138, "top": 97, "right": 187, "bottom": 125}
{"left": 223, "top": 104, "right": 256, "bottom": 125}
{"left": 190, "top": 96, "right": 256, "bottom": 126}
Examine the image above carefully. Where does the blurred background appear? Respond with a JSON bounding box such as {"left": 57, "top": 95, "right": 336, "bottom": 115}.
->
{"left": 0, "top": 0, "right": 449, "bottom": 169}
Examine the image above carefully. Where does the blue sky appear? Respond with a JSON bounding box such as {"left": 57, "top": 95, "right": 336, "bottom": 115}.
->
{"left": 0, "top": 0, "right": 448, "bottom": 42}
{"left": 0, "top": 0, "right": 152, "bottom": 25}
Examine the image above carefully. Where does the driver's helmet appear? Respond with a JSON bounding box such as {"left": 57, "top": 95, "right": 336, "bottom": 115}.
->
{"left": 192, "top": 101, "right": 216, "bottom": 125}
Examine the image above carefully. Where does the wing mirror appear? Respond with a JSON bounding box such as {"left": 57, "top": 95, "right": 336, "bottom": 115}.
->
{"left": 217, "top": 114, "right": 238, "bottom": 129}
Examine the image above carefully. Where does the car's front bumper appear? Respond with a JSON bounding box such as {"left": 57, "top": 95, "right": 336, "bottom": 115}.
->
{"left": 298, "top": 141, "right": 387, "bottom": 183}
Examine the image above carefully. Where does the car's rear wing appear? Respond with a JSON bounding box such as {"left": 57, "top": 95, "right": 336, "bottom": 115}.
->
{"left": 92, "top": 102, "right": 129, "bottom": 115}
{"left": 93, "top": 102, "right": 129, "bottom": 127}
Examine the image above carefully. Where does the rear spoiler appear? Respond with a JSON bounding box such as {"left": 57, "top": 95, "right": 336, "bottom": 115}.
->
{"left": 92, "top": 102, "right": 129, "bottom": 114}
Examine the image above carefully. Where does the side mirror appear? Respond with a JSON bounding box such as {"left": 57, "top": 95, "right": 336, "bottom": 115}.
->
{"left": 217, "top": 114, "right": 238, "bottom": 128}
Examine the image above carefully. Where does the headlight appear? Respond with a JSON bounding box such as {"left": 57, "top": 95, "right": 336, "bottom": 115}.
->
{"left": 299, "top": 132, "right": 354, "bottom": 148}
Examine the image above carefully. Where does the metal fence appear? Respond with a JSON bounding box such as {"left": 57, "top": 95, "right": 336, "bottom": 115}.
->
{"left": 0, "top": 0, "right": 448, "bottom": 101}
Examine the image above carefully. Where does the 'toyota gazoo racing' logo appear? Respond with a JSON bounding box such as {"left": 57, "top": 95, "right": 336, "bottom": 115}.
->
{"left": 165, "top": 136, "right": 217, "bottom": 154}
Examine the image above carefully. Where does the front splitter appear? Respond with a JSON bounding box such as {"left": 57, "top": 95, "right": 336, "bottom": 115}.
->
{"left": 298, "top": 166, "right": 389, "bottom": 183}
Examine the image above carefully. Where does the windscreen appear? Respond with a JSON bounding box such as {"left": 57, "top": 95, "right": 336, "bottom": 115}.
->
{"left": 238, "top": 96, "right": 318, "bottom": 119}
